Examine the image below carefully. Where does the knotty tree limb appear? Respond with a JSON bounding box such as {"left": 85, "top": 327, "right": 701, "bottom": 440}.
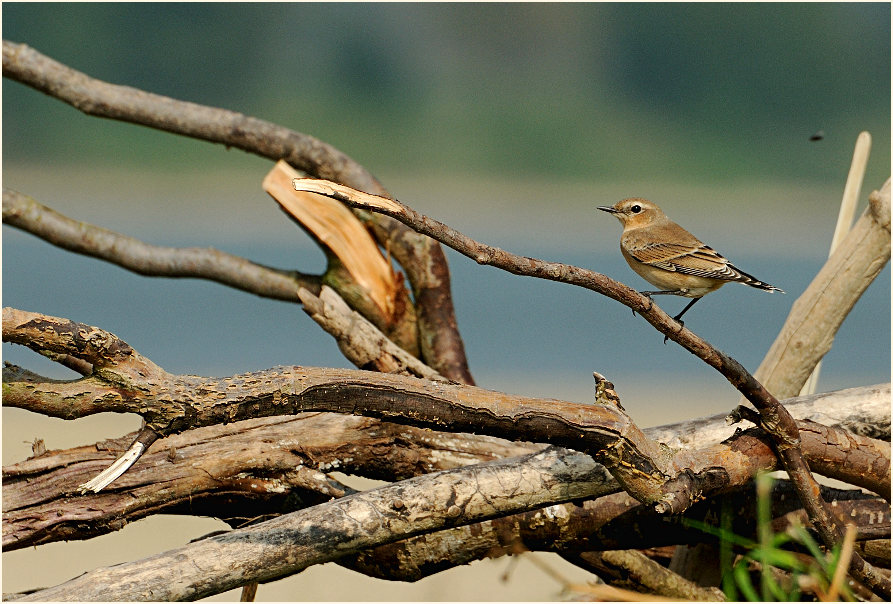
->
{"left": 0, "top": 309, "right": 666, "bottom": 505}
{"left": 1, "top": 38, "right": 473, "bottom": 383}
{"left": 4, "top": 308, "right": 890, "bottom": 523}
{"left": 6, "top": 382, "right": 887, "bottom": 552}
{"left": 3, "top": 413, "right": 534, "bottom": 550}
{"left": 6, "top": 447, "right": 615, "bottom": 601}
{"left": 291, "top": 177, "right": 892, "bottom": 596}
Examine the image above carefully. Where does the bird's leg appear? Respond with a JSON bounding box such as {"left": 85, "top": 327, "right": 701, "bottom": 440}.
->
{"left": 658, "top": 297, "right": 702, "bottom": 344}
{"left": 634, "top": 289, "right": 683, "bottom": 315}
{"left": 636, "top": 289, "right": 684, "bottom": 319}
{"left": 672, "top": 297, "right": 701, "bottom": 323}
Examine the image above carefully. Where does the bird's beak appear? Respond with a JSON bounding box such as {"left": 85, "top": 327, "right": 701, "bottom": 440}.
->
{"left": 597, "top": 206, "right": 618, "bottom": 214}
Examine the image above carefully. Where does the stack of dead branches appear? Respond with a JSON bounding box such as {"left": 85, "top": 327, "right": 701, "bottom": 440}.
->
{"left": 2, "top": 40, "right": 890, "bottom": 601}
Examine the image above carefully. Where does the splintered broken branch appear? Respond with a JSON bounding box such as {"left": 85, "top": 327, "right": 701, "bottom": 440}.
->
{"left": 264, "top": 161, "right": 420, "bottom": 356}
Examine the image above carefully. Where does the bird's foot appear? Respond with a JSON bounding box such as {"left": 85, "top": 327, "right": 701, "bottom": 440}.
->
{"left": 663, "top": 316, "right": 685, "bottom": 345}
{"left": 634, "top": 291, "right": 655, "bottom": 316}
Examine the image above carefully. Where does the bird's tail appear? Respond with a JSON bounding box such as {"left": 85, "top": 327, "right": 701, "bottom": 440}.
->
{"left": 732, "top": 265, "right": 784, "bottom": 293}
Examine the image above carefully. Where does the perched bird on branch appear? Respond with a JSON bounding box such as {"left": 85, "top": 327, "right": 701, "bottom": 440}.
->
{"left": 598, "top": 198, "right": 783, "bottom": 325}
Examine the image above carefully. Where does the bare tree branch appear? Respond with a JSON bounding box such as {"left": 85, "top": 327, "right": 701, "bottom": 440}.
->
{"left": 298, "top": 285, "right": 443, "bottom": 380}
{"left": 290, "top": 176, "right": 892, "bottom": 596}
{"left": 343, "top": 483, "right": 888, "bottom": 585}
{"left": 1, "top": 38, "right": 473, "bottom": 383}
{"left": 566, "top": 549, "right": 725, "bottom": 601}
{"left": 4, "top": 308, "right": 890, "bottom": 516}
{"left": 3, "top": 188, "right": 318, "bottom": 302}
{"left": 3, "top": 413, "right": 534, "bottom": 550}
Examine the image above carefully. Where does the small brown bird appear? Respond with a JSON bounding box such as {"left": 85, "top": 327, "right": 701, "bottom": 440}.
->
{"left": 598, "top": 198, "right": 783, "bottom": 324}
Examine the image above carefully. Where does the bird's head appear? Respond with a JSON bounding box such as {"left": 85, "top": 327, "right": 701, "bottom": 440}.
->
{"left": 597, "top": 198, "right": 665, "bottom": 229}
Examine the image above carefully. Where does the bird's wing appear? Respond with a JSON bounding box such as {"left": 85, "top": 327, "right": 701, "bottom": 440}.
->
{"left": 627, "top": 242, "right": 743, "bottom": 281}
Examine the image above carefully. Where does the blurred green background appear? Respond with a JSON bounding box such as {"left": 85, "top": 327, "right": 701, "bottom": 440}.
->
{"left": 2, "top": 3, "right": 890, "bottom": 601}
{"left": 3, "top": 2, "right": 890, "bottom": 182}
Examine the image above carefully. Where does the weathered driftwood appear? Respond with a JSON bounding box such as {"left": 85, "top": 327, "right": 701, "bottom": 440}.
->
{"left": 2, "top": 413, "right": 536, "bottom": 550}
{"left": 7, "top": 447, "right": 614, "bottom": 601}
{"left": 342, "top": 483, "right": 889, "bottom": 584}
{"left": 5, "top": 308, "right": 890, "bottom": 517}
{"left": 7, "top": 467, "right": 887, "bottom": 601}
{"left": 5, "top": 383, "right": 888, "bottom": 552}
{"left": 753, "top": 178, "right": 891, "bottom": 399}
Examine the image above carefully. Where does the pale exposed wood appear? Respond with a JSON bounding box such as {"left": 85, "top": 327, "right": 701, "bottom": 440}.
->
{"left": 268, "top": 161, "right": 398, "bottom": 320}
{"left": 800, "top": 131, "right": 871, "bottom": 396}
{"left": 752, "top": 178, "right": 891, "bottom": 400}
{"left": 293, "top": 176, "right": 405, "bottom": 214}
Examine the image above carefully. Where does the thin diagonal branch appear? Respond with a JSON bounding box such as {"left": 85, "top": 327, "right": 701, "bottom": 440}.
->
{"left": 291, "top": 177, "right": 891, "bottom": 597}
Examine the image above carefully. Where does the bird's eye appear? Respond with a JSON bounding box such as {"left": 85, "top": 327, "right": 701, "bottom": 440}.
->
{"left": 630, "top": 204, "right": 642, "bottom": 213}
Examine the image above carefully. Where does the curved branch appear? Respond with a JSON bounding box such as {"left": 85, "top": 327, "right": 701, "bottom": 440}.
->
{"left": 1, "top": 38, "right": 473, "bottom": 383}
{"left": 290, "top": 177, "right": 892, "bottom": 596}
{"left": 3, "top": 188, "right": 319, "bottom": 303}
